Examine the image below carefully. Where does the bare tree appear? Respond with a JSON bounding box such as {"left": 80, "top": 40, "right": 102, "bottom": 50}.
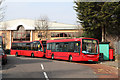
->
{"left": 0, "top": 0, "right": 5, "bottom": 22}
{"left": 34, "top": 16, "right": 49, "bottom": 40}
{"left": 75, "top": 24, "right": 83, "bottom": 38}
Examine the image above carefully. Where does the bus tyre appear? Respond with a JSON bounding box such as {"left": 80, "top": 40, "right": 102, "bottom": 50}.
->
{"left": 51, "top": 54, "right": 54, "bottom": 60}
{"left": 16, "top": 52, "right": 18, "bottom": 57}
{"left": 69, "top": 56, "right": 72, "bottom": 62}
{"left": 31, "top": 53, "right": 34, "bottom": 58}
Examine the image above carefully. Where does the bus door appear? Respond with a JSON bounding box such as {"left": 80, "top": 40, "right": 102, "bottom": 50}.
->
{"left": 36, "top": 41, "right": 44, "bottom": 57}
{"left": 46, "top": 43, "right": 52, "bottom": 58}
{"left": 42, "top": 41, "right": 46, "bottom": 53}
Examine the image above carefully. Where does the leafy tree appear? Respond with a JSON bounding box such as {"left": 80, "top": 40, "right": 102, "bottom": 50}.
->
{"left": 74, "top": 1, "right": 120, "bottom": 41}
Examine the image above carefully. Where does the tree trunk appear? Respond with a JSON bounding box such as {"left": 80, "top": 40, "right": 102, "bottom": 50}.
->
{"left": 102, "top": 26, "right": 105, "bottom": 42}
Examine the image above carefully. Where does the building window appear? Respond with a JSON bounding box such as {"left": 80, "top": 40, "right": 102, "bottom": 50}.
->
{"left": 2, "top": 33, "right": 6, "bottom": 38}
{"left": 13, "top": 25, "right": 30, "bottom": 41}
{"left": 51, "top": 32, "right": 72, "bottom": 37}
{"left": 38, "top": 32, "right": 42, "bottom": 38}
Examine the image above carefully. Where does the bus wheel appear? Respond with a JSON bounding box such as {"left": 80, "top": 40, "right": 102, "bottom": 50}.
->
{"left": 16, "top": 52, "right": 18, "bottom": 57}
{"left": 51, "top": 54, "right": 54, "bottom": 60}
{"left": 69, "top": 56, "right": 72, "bottom": 62}
{"left": 31, "top": 53, "right": 34, "bottom": 58}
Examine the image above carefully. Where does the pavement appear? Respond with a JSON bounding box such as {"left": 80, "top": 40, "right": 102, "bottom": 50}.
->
{"left": 100, "top": 61, "right": 118, "bottom": 69}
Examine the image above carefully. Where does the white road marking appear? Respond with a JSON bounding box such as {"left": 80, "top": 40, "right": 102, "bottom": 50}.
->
{"left": 43, "top": 72, "right": 49, "bottom": 80}
{"left": 41, "top": 64, "right": 44, "bottom": 70}
{"left": 41, "top": 64, "right": 49, "bottom": 80}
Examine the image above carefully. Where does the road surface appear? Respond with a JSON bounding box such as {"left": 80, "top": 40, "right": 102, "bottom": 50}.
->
{"left": 2, "top": 55, "right": 97, "bottom": 79}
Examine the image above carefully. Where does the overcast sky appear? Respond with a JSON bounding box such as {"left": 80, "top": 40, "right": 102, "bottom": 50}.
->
{"left": 1, "top": 0, "right": 78, "bottom": 25}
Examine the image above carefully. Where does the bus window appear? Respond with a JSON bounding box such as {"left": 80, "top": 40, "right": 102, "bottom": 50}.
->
{"left": 37, "top": 43, "right": 43, "bottom": 51}
{"left": 68, "top": 42, "right": 74, "bottom": 52}
{"left": 51, "top": 43, "right": 56, "bottom": 52}
{"left": 33, "top": 42, "right": 37, "bottom": 51}
{"left": 42, "top": 41, "right": 46, "bottom": 53}
{"left": 47, "top": 44, "right": 49, "bottom": 50}
{"left": 19, "top": 43, "right": 22, "bottom": 50}
{"left": 67, "top": 42, "right": 80, "bottom": 53}
{"left": 22, "top": 43, "right": 26, "bottom": 50}
{"left": 63, "top": 43, "right": 69, "bottom": 52}
{"left": 74, "top": 42, "right": 80, "bottom": 53}
{"left": 11, "top": 43, "right": 18, "bottom": 50}
{"left": 47, "top": 43, "right": 52, "bottom": 50}
{"left": 55, "top": 43, "right": 60, "bottom": 52}
{"left": 26, "top": 43, "right": 30, "bottom": 50}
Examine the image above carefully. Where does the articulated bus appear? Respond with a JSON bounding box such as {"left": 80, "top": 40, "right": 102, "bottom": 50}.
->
{"left": 46, "top": 38, "right": 99, "bottom": 62}
{"left": 11, "top": 40, "right": 46, "bottom": 57}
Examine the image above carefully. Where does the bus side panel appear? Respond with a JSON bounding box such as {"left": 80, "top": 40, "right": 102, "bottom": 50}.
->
{"left": 28, "top": 51, "right": 33, "bottom": 56}
{"left": 79, "top": 53, "right": 99, "bottom": 61}
{"left": 23, "top": 50, "right": 27, "bottom": 56}
{"left": 10, "top": 50, "right": 16, "bottom": 55}
{"left": 39, "top": 51, "right": 44, "bottom": 57}
{"left": 55, "top": 52, "right": 80, "bottom": 61}
{"left": 20, "top": 50, "right": 25, "bottom": 56}
{"left": 55, "top": 52, "right": 68, "bottom": 60}
{"left": 23, "top": 50, "right": 31, "bottom": 56}
{"left": 70, "top": 52, "right": 80, "bottom": 61}
{"left": 34, "top": 51, "right": 44, "bottom": 57}
{"left": 45, "top": 50, "right": 51, "bottom": 58}
{"left": 14, "top": 50, "right": 21, "bottom": 56}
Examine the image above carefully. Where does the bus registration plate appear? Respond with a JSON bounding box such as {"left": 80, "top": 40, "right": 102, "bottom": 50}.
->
{"left": 88, "top": 60, "right": 93, "bottom": 61}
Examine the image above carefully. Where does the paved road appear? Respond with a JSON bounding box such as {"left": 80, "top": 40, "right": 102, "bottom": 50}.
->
{"left": 2, "top": 55, "right": 97, "bottom": 79}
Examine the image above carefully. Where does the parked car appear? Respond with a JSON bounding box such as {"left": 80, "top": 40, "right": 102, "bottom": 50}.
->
{"left": 0, "top": 48, "right": 7, "bottom": 65}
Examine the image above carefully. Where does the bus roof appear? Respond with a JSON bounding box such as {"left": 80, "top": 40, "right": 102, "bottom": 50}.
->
{"left": 47, "top": 38, "right": 99, "bottom": 43}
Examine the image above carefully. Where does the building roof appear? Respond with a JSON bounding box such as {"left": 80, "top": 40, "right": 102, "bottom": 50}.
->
{"left": 0, "top": 19, "right": 82, "bottom": 30}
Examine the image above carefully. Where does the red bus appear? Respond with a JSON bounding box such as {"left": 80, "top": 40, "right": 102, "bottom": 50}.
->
{"left": 45, "top": 38, "right": 99, "bottom": 62}
{"left": 10, "top": 40, "right": 46, "bottom": 57}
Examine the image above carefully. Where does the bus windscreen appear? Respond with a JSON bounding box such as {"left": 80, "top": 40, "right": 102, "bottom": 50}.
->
{"left": 82, "top": 39, "right": 98, "bottom": 54}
